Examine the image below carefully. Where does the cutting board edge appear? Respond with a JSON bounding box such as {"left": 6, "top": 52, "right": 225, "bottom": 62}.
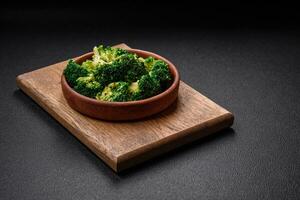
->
{"left": 116, "top": 112, "right": 234, "bottom": 172}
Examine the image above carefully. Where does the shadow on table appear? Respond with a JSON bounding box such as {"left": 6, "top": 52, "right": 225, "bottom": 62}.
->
{"left": 13, "top": 89, "right": 235, "bottom": 181}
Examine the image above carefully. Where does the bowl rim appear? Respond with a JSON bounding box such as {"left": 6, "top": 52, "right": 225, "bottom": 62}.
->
{"left": 61, "top": 48, "right": 180, "bottom": 107}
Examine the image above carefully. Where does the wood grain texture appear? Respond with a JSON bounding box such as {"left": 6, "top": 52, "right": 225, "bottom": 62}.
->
{"left": 16, "top": 43, "right": 234, "bottom": 172}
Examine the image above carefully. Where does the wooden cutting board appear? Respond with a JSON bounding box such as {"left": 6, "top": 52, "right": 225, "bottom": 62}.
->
{"left": 16, "top": 43, "right": 234, "bottom": 172}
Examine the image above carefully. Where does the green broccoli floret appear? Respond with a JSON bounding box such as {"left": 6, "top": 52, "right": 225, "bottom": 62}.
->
{"left": 73, "top": 75, "right": 103, "bottom": 98}
{"left": 125, "top": 62, "right": 147, "bottom": 82}
{"left": 149, "top": 60, "right": 172, "bottom": 89}
{"left": 81, "top": 60, "right": 97, "bottom": 73}
{"left": 140, "top": 56, "right": 167, "bottom": 72}
{"left": 92, "top": 45, "right": 128, "bottom": 67}
{"left": 94, "top": 61, "right": 128, "bottom": 86}
{"left": 94, "top": 53, "right": 147, "bottom": 85}
{"left": 120, "top": 54, "right": 148, "bottom": 82}
{"left": 64, "top": 60, "right": 89, "bottom": 87}
{"left": 96, "top": 82, "right": 130, "bottom": 102}
{"left": 129, "top": 74, "right": 161, "bottom": 100}
{"left": 142, "top": 56, "right": 156, "bottom": 71}
{"left": 92, "top": 46, "right": 107, "bottom": 67}
{"left": 138, "top": 74, "right": 161, "bottom": 98}
{"left": 129, "top": 82, "right": 142, "bottom": 100}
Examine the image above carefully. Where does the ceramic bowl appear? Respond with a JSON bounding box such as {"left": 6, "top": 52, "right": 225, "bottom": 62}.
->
{"left": 61, "top": 49, "right": 180, "bottom": 121}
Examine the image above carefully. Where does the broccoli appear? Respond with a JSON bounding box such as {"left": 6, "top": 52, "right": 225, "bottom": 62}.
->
{"left": 92, "top": 46, "right": 106, "bottom": 67}
{"left": 121, "top": 54, "right": 148, "bottom": 82}
{"left": 142, "top": 56, "right": 156, "bottom": 71}
{"left": 92, "top": 45, "right": 127, "bottom": 67}
{"left": 96, "top": 82, "right": 130, "bottom": 102}
{"left": 64, "top": 44, "right": 173, "bottom": 102}
{"left": 129, "top": 82, "right": 141, "bottom": 100}
{"left": 74, "top": 75, "right": 103, "bottom": 98}
{"left": 64, "top": 60, "right": 89, "bottom": 87}
{"left": 149, "top": 60, "right": 172, "bottom": 90}
{"left": 129, "top": 74, "right": 161, "bottom": 100}
{"left": 140, "top": 56, "right": 168, "bottom": 72}
{"left": 94, "top": 61, "right": 128, "bottom": 86}
{"left": 81, "top": 60, "right": 97, "bottom": 73}
{"left": 125, "top": 62, "right": 147, "bottom": 82}
{"left": 94, "top": 53, "right": 147, "bottom": 85}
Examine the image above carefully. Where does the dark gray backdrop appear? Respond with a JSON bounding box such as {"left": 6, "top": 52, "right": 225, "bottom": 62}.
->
{"left": 1, "top": 3, "right": 300, "bottom": 200}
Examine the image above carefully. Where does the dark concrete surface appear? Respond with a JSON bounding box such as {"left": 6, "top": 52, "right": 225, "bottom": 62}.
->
{"left": 1, "top": 4, "right": 300, "bottom": 200}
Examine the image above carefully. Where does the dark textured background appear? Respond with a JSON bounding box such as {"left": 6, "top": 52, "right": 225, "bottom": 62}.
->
{"left": 1, "top": 2, "right": 300, "bottom": 199}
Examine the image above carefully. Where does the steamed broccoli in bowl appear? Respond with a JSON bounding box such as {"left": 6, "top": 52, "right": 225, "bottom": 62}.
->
{"left": 63, "top": 45, "right": 172, "bottom": 102}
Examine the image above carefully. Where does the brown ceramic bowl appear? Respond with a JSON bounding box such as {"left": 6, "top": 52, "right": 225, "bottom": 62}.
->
{"left": 61, "top": 49, "right": 180, "bottom": 121}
